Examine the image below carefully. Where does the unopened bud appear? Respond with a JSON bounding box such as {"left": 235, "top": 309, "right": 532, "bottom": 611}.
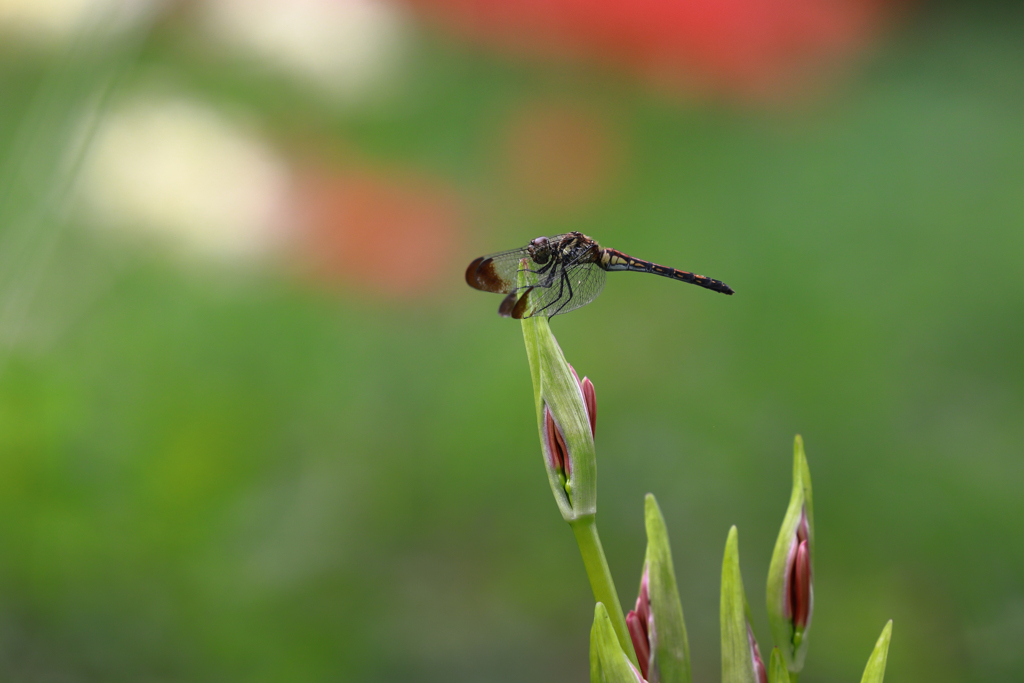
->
{"left": 767, "top": 436, "right": 815, "bottom": 673}
{"left": 634, "top": 494, "right": 691, "bottom": 683}
{"left": 520, "top": 261, "right": 596, "bottom": 522}
{"left": 544, "top": 404, "right": 571, "bottom": 485}
{"left": 791, "top": 536, "right": 810, "bottom": 630}
{"left": 626, "top": 569, "right": 652, "bottom": 679}
{"left": 568, "top": 363, "right": 597, "bottom": 438}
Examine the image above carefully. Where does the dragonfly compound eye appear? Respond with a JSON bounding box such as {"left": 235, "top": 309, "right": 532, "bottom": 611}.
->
{"left": 529, "top": 237, "right": 551, "bottom": 264}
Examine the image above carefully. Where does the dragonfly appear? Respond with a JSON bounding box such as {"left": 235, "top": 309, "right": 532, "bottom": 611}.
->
{"left": 466, "top": 231, "right": 733, "bottom": 319}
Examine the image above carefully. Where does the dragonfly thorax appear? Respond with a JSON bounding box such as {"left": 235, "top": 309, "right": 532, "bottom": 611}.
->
{"left": 557, "top": 232, "right": 600, "bottom": 264}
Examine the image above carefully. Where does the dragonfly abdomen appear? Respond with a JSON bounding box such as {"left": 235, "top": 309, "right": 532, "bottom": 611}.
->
{"left": 601, "top": 249, "right": 734, "bottom": 295}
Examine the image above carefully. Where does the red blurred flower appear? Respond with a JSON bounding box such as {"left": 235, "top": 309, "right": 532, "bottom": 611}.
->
{"left": 408, "top": 0, "right": 899, "bottom": 99}
{"left": 293, "top": 166, "right": 466, "bottom": 298}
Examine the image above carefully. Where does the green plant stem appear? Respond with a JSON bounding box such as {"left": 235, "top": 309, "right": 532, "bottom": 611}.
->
{"left": 791, "top": 673, "right": 800, "bottom": 683}
{"left": 570, "top": 514, "right": 639, "bottom": 668}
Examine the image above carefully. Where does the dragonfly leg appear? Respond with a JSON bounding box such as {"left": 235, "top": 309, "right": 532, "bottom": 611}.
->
{"left": 550, "top": 270, "right": 574, "bottom": 316}
{"left": 519, "top": 261, "right": 555, "bottom": 277}
{"left": 530, "top": 268, "right": 568, "bottom": 317}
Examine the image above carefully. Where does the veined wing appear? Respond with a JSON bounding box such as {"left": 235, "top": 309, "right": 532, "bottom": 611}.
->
{"left": 513, "top": 261, "right": 606, "bottom": 319}
{"left": 465, "top": 247, "right": 533, "bottom": 293}
{"left": 466, "top": 234, "right": 577, "bottom": 293}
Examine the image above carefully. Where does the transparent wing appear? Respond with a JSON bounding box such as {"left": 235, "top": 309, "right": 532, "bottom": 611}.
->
{"left": 465, "top": 234, "right": 570, "bottom": 294}
{"left": 465, "top": 247, "right": 532, "bottom": 293}
{"left": 520, "top": 262, "right": 606, "bottom": 318}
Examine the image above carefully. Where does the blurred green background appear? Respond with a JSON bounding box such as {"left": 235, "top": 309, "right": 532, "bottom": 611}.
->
{"left": 0, "top": 1, "right": 1021, "bottom": 681}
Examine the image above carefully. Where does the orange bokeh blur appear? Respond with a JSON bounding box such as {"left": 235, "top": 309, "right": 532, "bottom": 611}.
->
{"left": 502, "top": 102, "right": 620, "bottom": 212}
{"left": 293, "top": 166, "right": 466, "bottom": 298}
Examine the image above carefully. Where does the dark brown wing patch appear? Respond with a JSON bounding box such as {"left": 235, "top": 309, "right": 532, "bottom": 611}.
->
{"left": 498, "top": 291, "right": 518, "bottom": 317}
{"left": 465, "top": 257, "right": 485, "bottom": 288}
{"left": 511, "top": 288, "right": 535, "bottom": 319}
{"left": 466, "top": 257, "right": 511, "bottom": 292}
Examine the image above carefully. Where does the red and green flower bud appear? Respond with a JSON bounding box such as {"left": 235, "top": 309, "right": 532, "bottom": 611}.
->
{"left": 721, "top": 526, "right": 765, "bottom": 683}
{"left": 544, "top": 361, "right": 596, "bottom": 490}
{"left": 628, "top": 495, "right": 692, "bottom": 683}
{"left": 766, "top": 436, "right": 815, "bottom": 673}
{"left": 544, "top": 404, "right": 571, "bottom": 485}
{"left": 520, "top": 261, "right": 597, "bottom": 522}
{"left": 626, "top": 570, "right": 652, "bottom": 678}
{"left": 569, "top": 363, "right": 597, "bottom": 438}
{"left": 789, "top": 515, "right": 811, "bottom": 631}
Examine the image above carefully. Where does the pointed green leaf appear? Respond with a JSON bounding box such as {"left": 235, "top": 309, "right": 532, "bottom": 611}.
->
{"left": 644, "top": 494, "right": 692, "bottom": 683}
{"left": 768, "top": 649, "right": 790, "bottom": 683}
{"left": 520, "top": 265, "right": 596, "bottom": 521}
{"left": 721, "top": 526, "right": 757, "bottom": 683}
{"left": 592, "top": 603, "right": 646, "bottom": 683}
{"left": 591, "top": 610, "right": 606, "bottom": 683}
{"left": 859, "top": 621, "right": 893, "bottom": 683}
{"left": 767, "top": 435, "right": 814, "bottom": 672}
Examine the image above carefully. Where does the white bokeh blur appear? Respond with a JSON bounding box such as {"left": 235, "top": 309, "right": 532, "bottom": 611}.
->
{"left": 2, "top": 0, "right": 408, "bottom": 103}
{"left": 0, "top": 0, "right": 161, "bottom": 44}
{"left": 14, "top": 0, "right": 415, "bottom": 263}
{"left": 77, "top": 94, "right": 293, "bottom": 263}
{"left": 200, "top": 0, "right": 409, "bottom": 102}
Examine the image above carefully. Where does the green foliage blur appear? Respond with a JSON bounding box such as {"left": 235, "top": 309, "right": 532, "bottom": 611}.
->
{"left": 0, "top": 4, "right": 1022, "bottom": 682}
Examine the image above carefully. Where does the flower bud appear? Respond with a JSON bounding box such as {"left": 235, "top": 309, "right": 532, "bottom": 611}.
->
{"left": 592, "top": 602, "right": 648, "bottom": 683}
{"left": 721, "top": 526, "right": 765, "bottom": 683}
{"left": 569, "top": 363, "right": 597, "bottom": 438}
{"left": 791, "top": 530, "right": 810, "bottom": 631}
{"left": 627, "top": 494, "right": 691, "bottom": 683}
{"left": 766, "top": 436, "right": 814, "bottom": 673}
{"left": 520, "top": 261, "right": 596, "bottom": 521}
{"left": 544, "top": 404, "right": 571, "bottom": 484}
{"left": 626, "top": 570, "right": 651, "bottom": 677}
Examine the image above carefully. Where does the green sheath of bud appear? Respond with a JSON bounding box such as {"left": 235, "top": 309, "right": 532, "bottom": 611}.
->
{"left": 520, "top": 265, "right": 597, "bottom": 521}
{"left": 644, "top": 494, "right": 692, "bottom": 683}
{"left": 859, "top": 621, "right": 893, "bottom": 683}
{"left": 768, "top": 649, "right": 790, "bottom": 683}
{"left": 591, "top": 603, "right": 645, "bottom": 683}
{"left": 766, "top": 435, "right": 814, "bottom": 672}
{"left": 721, "top": 526, "right": 757, "bottom": 683}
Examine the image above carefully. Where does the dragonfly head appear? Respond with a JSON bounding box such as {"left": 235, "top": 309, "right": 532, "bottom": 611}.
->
{"left": 528, "top": 236, "right": 551, "bottom": 264}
